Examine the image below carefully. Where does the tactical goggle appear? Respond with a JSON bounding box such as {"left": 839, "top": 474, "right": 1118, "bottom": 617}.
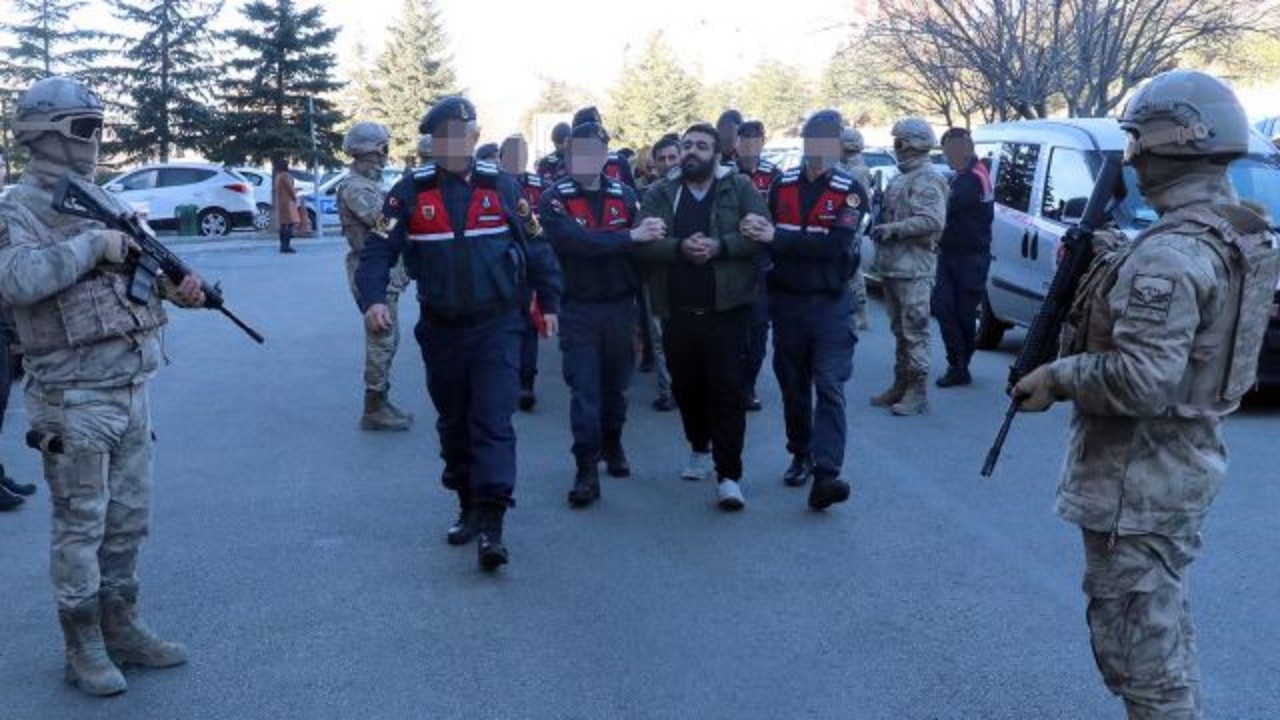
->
{"left": 1122, "top": 123, "right": 1209, "bottom": 164}
{"left": 14, "top": 113, "right": 104, "bottom": 142}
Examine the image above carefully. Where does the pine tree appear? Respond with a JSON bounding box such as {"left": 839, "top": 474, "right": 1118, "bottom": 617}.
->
{"left": 607, "top": 33, "right": 704, "bottom": 149}
{"left": 215, "top": 0, "right": 344, "bottom": 166}
{"left": 338, "top": 39, "right": 381, "bottom": 128}
{"left": 739, "top": 62, "right": 815, "bottom": 140}
{"left": 107, "top": 0, "right": 223, "bottom": 163}
{"left": 519, "top": 78, "right": 594, "bottom": 139}
{"left": 0, "top": 0, "right": 112, "bottom": 84}
{"left": 372, "top": 0, "right": 460, "bottom": 159}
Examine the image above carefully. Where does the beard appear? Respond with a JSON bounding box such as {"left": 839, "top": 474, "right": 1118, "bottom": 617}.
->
{"left": 681, "top": 155, "right": 715, "bottom": 182}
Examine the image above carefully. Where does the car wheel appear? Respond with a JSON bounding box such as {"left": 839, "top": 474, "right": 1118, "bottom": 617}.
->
{"left": 254, "top": 203, "right": 271, "bottom": 231}
{"left": 975, "top": 294, "right": 1010, "bottom": 351}
{"left": 198, "top": 208, "right": 231, "bottom": 237}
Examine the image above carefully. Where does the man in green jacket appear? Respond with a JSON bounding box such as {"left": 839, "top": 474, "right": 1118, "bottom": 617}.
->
{"left": 634, "top": 123, "right": 768, "bottom": 510}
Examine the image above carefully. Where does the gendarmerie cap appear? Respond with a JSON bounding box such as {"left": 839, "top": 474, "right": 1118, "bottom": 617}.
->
{"left": 572, "top": 106, "right": 602, "bottom": 129}
{"left": 569, "top": 121, "right": 609, "bottom": 145}
{"left": 801, "top": 109, "right": 844, "bottom": 139}
{"left": 419, "top": 96, "right": 477, "bottom": 135}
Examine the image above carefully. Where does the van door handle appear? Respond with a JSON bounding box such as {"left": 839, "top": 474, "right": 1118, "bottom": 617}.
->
{"left": 1030, "top": 232, "right": 1040, "bottom": 260}
{"left": 1020, "top": 231, "right": 1030, "bottom": 258}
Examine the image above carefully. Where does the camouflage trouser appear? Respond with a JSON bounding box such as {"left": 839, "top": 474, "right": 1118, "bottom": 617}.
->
{"left": 25, "top": 382, "right": 153, "bottom": 611}
{"left": 346, "top": 254, "right": 411, "bottom": 394}
{"left": 881, "top": 277, "right": 932, "bottom": 380}
{"left": 1081, "top": 529, "right": 1203, "bottom": 719}
{"left": 849, "top": 271, "right": 868, "bottom": 324}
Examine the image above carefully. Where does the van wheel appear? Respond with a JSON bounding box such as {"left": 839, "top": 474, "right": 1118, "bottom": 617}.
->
{"left": 198, "top": 208, "right": 231, "bottom": 237}
{"left": 975, "top": 295, "right": 1010, "bottom": 350}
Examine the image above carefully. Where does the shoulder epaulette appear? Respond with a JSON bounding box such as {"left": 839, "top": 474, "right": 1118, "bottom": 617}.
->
{"left": 524, "top": 174, "right": 544, "bottom": 188}
{"left": 829, "top": 169, "right": 854, "bottom": 193}
{"left": 474, "top": 161, "right": 500, "bottom": 177}
{"left": 554, "top": 180, "right": 579, "bottom": 197}
{"left": 778, "top": 169, "right": 801, "bottom": 185}
{"left": 412, "top": 163, "right": 437, "bottom": 181}
{"left": 757, "top": 159, "right": 778, "bottom": 173}
{"left": 604, "top": 179, "right": 625, "bottom": 197}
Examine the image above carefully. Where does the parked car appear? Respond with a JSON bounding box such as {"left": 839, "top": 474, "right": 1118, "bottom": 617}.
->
{"left": 970, "top": 117, "right": 1280, "bottom": 387}
{"left": 1256, "top": 116, "right": 1280, "bottom": 144}
{"left": 231, "top": 166, "right": 274, "bottom": 230}
{"left": 288, "top": 169, "right": 317, "bottom": 195}
{"left": 299, "top": 167, "right": 403, "bottom": 230}
{"left": 102, "top": 162, "right": 256, "bottom": 237}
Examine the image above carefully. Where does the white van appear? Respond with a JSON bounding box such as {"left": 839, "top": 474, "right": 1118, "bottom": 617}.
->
{"left": 971, "top": 118, "right": 1280, "bottom": 388}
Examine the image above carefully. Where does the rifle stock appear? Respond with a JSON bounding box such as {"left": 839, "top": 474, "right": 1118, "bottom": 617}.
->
{"left": 980, "top": 154, "right": 1124, "bottom": 477}
{"left": 50, "top": 174, "right": 265, "bottom": 344}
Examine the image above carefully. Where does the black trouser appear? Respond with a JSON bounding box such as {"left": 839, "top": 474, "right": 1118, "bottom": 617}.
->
{"left": 279, "top": 223, "right": 295, "bottom": 251}
{"left": 931, "top": 252, "right": 991, "bottom": 369}
{"left": 663, "top": 306, "right": 751, "bottom": 481}
{"left": 0, "top": 314, "right": 12, "bottom": 432}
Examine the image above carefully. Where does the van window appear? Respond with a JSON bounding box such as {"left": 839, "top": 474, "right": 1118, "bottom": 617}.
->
{"left": 974, "top": 142, "right": 999, "bottom": 173}
{"left": 1041, "top": 148, "right": 1097, "bottom": 222}
{"left": 993, "top": 143, "right": 1039, "bottom": 213}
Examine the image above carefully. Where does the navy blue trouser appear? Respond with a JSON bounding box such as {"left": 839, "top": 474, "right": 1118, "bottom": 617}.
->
{"left": 745, "top": 281, "right": 770, "bottom": 397}
{"left": 931, "top": 252, "right": 991, "bottom": 369}
{"left": 417, "top": 308, "right": 523, "bottom": 505}
{"left": 518, "top": 288, "right": 538, "bottom": 385}
{"left": 560, "top": 297, "right": 636, "bottom": 460}
{"left": 770, "top": 291, "right": 857, "bottom": 479}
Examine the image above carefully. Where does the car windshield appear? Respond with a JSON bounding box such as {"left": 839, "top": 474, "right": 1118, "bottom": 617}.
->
{"left": 1114, "top": 152, "right": 1280, "bottom": 230}
{"left": 864, "top": 152, "right": 895, "bottom": 167}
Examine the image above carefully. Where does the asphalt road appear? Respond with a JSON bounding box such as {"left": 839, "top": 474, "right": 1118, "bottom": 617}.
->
{"left": 2, "top": 238, "right": 1277, "bottom": 719}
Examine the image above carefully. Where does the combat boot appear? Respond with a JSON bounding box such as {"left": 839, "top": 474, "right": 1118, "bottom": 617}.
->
{"left": 936, "top": 365, "right": 971, "bottom": 388}
{"left": 601, "top": 432, "right": 630, "bottom": 478}
{"left": 890, "top": 377, "right": 929, "bottom": 416}
{"left": 808, "top": 473, "right": 852, "bottom": 510}
{"left": 568, "top": 456, "right": 601, "bottom": 508}
{"left": 782, "top": 454, "right": 813, "bottom": 487}
{"left": 58, "top": 600, "right": 127, "bottom": 697}
{"left": 361, "top": 390, "right": 412, "bottom": 431}
{"left": 0, "top": 483, "right": 22, "bottom": 511}
{"left": 381, "top": 392, "right": 415, "bottom": 424}
{"left": 100, "top": 588, "right": 188, "bottom": 669}
{"left": 0, "top": 464, "right": 36, "bottom": 495}
{"left": 870, "top": 374, "right": 907, "bottom": 407}
{"left": 476, "top": 503, "right": 509, "bottom": 571}
{"left": 446, "top": 489, "right": 479, "bottom": 546}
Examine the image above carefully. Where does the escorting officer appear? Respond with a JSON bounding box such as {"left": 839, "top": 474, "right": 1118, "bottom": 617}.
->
{"left": 0, "top": 76, "right": 202, "bottom": 696}
{"left": 356, "top": 96, "right": 562, "bottom": 571}
{"left": 539, "top": 122, "right": 661, "bottom": 507}
{"left": 742, "top": 110, "right": 867, "bottom": 509}
{"left": 869, "top": 118, "right": 948, "bottom": 416}
{"left": 500, "top": 134, "right": 547, "bottom": 411}
{"left": 338, "top": 122, "right": 413, "bottom": 431}
{"left": 840, "top": 127, "right": 874, "bottom": 331}
{"left": 931, "top": 127, "right": 994, "bottom": 388}
{"left": 536, "top": 121, "right": 571, "bottom": 183}
{"left": 736, "top": 119, "right": 780, "bottom": 411}
{"left": 1013, "top": 69, "right": 1279, "bottom": 720}
{"left": 566, "top": 107, "right": 636, "bottom": 188}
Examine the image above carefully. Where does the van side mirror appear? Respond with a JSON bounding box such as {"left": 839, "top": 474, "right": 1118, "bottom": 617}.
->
{"left": 1061, "top": 197, "right": 1088, "bottom": 222}
{"left": 105, "top": 183, "right": 123, "bottom": 193}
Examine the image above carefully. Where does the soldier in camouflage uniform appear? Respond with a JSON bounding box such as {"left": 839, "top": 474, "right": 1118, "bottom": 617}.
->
{"left": 1014, "top": 69, "right": 1280, "bottom": 719}
{"left": 0, "top": 77, "right": 205, "bottom": 696}
{"left": 869, "top": 118, "right": 948, "bottom": 416}
{"left": 338, "top": 123, "right": 413, "bottom": 431}
{"left": 840, "top": 127, "right": 873, "bottom": 331}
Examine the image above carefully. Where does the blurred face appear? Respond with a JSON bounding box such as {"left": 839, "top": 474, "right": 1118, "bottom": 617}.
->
{"left": 435, "top": 119, "right": 479, "bottom": 174}
{"left": 717, "top": 121, "right": 739, "bottom": 155}
{"left": 680, "top": 131, "right": 718, "bottom": 181}
{"left": 737, "top": 136, "right": 764, "bottom": 161}
{"left": 653, "top": 144, "right": 680, "bottom": 175}
{"left": 803, "top": 136, "right": 842, "bottom": 174}
{"left": 943, "top": 135, "right": 973, "bottom": 171}
{"left": 567, "top": 137, "right": 608, "bottom": 183}
{"left": 500, "top": 138, "right": 528, "bottom": 175}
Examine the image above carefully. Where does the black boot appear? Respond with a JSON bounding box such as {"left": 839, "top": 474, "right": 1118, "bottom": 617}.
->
{"left": 808, "top": 473, "right": 852, "bottom": 511}
{"left": 0, "top": 464, "right": 35, "bottom": 496}
{"left": 518, "top": 375, "right": 536, "bottom": 412}
{"left": 746, "top": 393, "right": 763, "bottom": 412}
{"left": 936, "top": 365, "right": 972, "bottom": 388}
{"left": 476, "top": 503, "right": 509, "bottom": 571}
{"left": 446, "top": 490, "right": 479, "bottom": 546}
{"left": 782, "top": 454, "right": 813, "bottom": 488}
{"left": 0, "top": 483, "right": 22, "bottom": 511}
{"left": 567, "top": 456, "right": 601, "bottom": 508}
{"left": 601, "top": 433, "right": 630, "bottom": 478}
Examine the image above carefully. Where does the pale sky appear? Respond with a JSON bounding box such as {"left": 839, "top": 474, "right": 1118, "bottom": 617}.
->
{"left": 2, "top": 0, "right": 861, "bottom": 137}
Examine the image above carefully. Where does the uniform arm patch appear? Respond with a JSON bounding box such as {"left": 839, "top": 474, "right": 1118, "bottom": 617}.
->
{"left": 1125, "top": 273, "right": 1175, "bottom": 323}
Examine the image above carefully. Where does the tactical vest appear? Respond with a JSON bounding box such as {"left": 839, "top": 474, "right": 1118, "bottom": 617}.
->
{"left": 0, "top": 184, "right": 166, "bottom": 355}
{"left": 551, "top": 179, "right": 639, "bottom": 302}
{"left": 1064, "top": 203, "right": 1279, "bottom": 414}
{"left": 518, "top": 173, "right": 545, "bottom": 208}
{"left": 743, "top": 160, "right": 779, "bottom": 197}
{"left": 337, "top": 171, "right": 382, "bottom": 254}
{"left": 769, "top": 170, "right": 861, "bottom": 294}
{"left": 603, "top": 154, "right": 627, "bottom": 184}
{"left": 402, "top": 163, "right": 525, "bottom": 318}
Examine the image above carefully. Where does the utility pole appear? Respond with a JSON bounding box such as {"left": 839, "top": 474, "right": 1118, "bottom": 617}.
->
{"left": 307, "top": 95, "right": 322, "bottom": 239}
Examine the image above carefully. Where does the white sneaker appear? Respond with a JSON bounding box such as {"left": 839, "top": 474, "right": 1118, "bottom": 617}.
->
{"left": 716, "top": 479, "right": 745, "bottom": 511}
{"left": 680, "top": 451, "right": 712, "bottom": 482}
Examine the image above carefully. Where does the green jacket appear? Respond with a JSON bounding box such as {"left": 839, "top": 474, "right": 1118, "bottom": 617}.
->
{"left": 634, "top": 165, "right": 767, "bottom": 317}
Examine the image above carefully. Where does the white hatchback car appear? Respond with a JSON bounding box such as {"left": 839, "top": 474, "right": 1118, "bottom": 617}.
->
{"left": 231, "top": 167, "right": 274, "bottom": 230}
{"left": 103, "top": 162, "right": 257, "bottom": 236}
